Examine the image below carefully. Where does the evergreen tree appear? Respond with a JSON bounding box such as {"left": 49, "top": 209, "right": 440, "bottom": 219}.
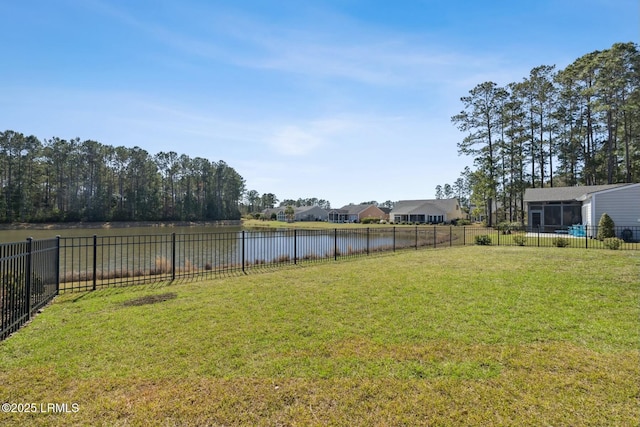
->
{"left": 452, "top": 81, "right": 508, "bottom": 226}
{"left": 597, "top": 213, "right": 616, "bottom": 240}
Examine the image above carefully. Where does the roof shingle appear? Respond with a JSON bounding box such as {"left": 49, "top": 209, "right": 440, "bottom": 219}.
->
{"left": 523, "top": 184, "right": 629, "bottom": 202}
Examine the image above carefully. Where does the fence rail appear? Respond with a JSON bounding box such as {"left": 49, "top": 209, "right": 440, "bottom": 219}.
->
{"left": 1, "top": 225, "right": 638, "bottom": 340}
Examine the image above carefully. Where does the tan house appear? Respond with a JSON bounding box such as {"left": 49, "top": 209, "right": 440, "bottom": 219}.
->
{"left": 390, "top": 199, "right": 464, "bottom": 224}
{"left": 328, "top": 204, "right": 387, "bottom": 223}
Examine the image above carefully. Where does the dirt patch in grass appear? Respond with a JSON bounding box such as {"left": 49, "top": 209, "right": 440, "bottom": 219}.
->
{"left": 122, "top": 292, "right": 177, "bottom": 307}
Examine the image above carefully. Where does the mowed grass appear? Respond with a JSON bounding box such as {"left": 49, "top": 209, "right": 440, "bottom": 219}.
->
{"left": 0, "top": 247, "right": 638, "bottom": 426}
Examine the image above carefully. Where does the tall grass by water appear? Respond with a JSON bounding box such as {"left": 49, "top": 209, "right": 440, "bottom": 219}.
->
{"left": 0, "top": 246, "right": 638, "bottom": 426}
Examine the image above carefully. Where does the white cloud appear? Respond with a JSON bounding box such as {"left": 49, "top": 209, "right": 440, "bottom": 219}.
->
{"left": 83, "top": 0, "right": 508, "bottom": 89}
{"left": 268, "top": 117, "right": 356, "bottom": 156}
{"left": 269, "top": 126, "right": 323, "bottom": 156}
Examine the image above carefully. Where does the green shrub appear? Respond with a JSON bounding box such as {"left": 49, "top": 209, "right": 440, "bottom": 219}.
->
{"left": 456, "top": 219, "right": 472, "bottom": 226}
{"left": 513, "top": 235, "right": 527, "bottom": 246}
{"left": 474, "top": 235, "right": 492, "bottom": 245}
{"left": 603, "top": 237, "right": 623, "bottom": 250}
{"left": 552, "top": 237, "right": 570, "bottom": 248}
{"left": 597, "top": 213, "right": 616, "bottom": 240}
{"left": 497, "top": 221, "right": 522, "bottom": 234}
{"left": 360, "top": 217, "right": 380, "bottom": 224}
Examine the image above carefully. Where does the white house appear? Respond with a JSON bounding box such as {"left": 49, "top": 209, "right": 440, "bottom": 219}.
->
{"left": 577, "top": 183, "right": 640, "bottom": 238}
{"left": 524, "top": 183, "right": 640, "bottom": 239}
{"left": 293, "top": 205, "right": 328, "bottom": 222}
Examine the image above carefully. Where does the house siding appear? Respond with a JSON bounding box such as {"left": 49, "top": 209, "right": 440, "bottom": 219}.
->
{"left": 445, "top": 204, "right": 463, "bottom": 221}
{"left": 294, "top": 206, "right": 328, "bottom": 221}
{"left": 592, "top": 184, "right": 640, "bottom": 230}
{"left": 359, "top": 205, "right": 386, "bottom": 221}
{"left": 582, "top": 203, "right": 593, "bottom": 237}
{"left": 390, "top": 199, "right": 462, "bottom": 224}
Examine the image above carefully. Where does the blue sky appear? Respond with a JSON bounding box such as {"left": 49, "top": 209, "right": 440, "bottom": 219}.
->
{"left": 1, "top": 0, "right": 637, "bottom": 208}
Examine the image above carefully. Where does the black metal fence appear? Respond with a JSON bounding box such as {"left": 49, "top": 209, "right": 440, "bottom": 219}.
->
{"left": 1, "top": 238, "right": 59, "bottom": 340}
{"left": 2, "top": 225, "right": 639, "bottom": 339}
{"left": 55, "top": 225, "right": 639, "bottom": 292}
{"left": 55, "top": 226, "right": 470, "bottom": 292}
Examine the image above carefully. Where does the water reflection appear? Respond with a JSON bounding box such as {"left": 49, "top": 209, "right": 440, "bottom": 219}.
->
{"left": 2, "top": 224, "right": 452, "bottom": 290}
{"left": 0, "top": 224, "right": 242, "bottom": 243}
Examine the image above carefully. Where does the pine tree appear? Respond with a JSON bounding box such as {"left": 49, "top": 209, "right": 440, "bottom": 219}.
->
{"left": 597, "top": 213, "right": 616, "bottom": 240}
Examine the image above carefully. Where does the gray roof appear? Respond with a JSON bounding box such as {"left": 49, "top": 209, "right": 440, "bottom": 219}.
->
{"left": 391, "top": 199, "right": 457, "bottom": 215}
{"left": 335, "top": 204, "right": 377, "bottom": 215}
{"left": 294, "top": 205, "right": 327, "bottom": 214}
{"left": 523, "top": 184, "right": 629, "bottom": 202}
{"left": 262, "top": 208, "right": 284, "bottom": 216}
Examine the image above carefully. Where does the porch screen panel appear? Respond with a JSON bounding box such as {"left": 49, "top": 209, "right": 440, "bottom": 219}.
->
{"left": 544, "top": 205, "right": 562, "bottom": 226}
{"left": 563, "top": 205, "right": 582, "bottom": 226}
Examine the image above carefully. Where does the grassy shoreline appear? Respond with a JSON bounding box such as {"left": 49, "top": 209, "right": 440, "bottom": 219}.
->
{"left": 242, "top": 218, "right": 469, "bottom": 229}
{"left": 1, "top": 246, "right": 638, "bottom": 426}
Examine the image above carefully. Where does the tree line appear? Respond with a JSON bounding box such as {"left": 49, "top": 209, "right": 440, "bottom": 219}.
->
{"left": 445, "top": 42, "right": 639, "bottom": 226}
{"left": 0, "top": 131, "right": 245, "bottom": 222}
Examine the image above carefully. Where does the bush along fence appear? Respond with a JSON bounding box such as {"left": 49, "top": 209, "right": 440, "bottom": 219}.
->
{"left": 1, "top": 225, "right": 638, "bottom": 340}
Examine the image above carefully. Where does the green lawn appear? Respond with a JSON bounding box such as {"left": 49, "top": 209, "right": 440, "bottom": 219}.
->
{"left": 1, "top": 246, "right": 638, "bottom": 426}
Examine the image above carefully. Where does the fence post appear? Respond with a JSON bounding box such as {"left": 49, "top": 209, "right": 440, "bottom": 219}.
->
{"left": 463, "top": 226, "right": 466, "bottom": 246}
{"left": 586, "top": 226, "right": 589, "bottom": 249}
{"left": 294, "top": 229, "right": 297, "bottom": 265}
{"left": 433, "top": 226, "right": 437, "bottom": 248}
{"left": 334, "top": 229, "right": 338, "bottom": 260}
{"left": 242, "top": 231, "right": 246, "bottom": 273}
{"left": 26, "top": 237, "right": 33, "bottom": 320}
{"left": 172, "top": 232, "right": 176, "bottom": 280}
{"left": 92, "top": 235, "right": 97, "bottom": 291}
{"left": 450, "top": 226, "right": 452, "bottom": 247}
{"left": 393, "top": 227, "right": 396, "bottom": 252}
{"left": 415, "top": 226, "right": 418, "bottom": 250}
{"left": 537, "top": 226, "right": 540, "bottom": 247}
{"left": 366, "top": 228, "right": 370, "bottom": 255}
{"left": 55, "top": 236, "right": 60, "bottom": 295}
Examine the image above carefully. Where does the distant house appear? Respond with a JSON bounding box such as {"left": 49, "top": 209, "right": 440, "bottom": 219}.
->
{"left": 469, "top": 200, "right": 500, "bottom": 225}
{"left": 262, "top": 206, "right": 328, "bottom": 222}
{"left": 378, "top": 207, "right": 391, "bottom": 221}
{"left": 293, "top": 205, "right": 328, "bottom": 222}
{"left": 523, "top": 183, "right": 640, "bottom": 238}
{"left": 262, "top": 208, "right": 286, "bottom": 221}
{"left": 390, "top": 199, "right": 463, "bottom": 224}
{"left": 328, "top": 204, "right": 386, "bottom": 223}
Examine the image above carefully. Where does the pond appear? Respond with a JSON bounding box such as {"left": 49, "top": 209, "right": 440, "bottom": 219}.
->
{"left": 55, "top": 227, "right": 438, "bottom": 277}
{"left": 0, "top": 224, "right": 241, "bottom": 244}
{"left": 1, "top": 223, "right": 457, "bottom": 291}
